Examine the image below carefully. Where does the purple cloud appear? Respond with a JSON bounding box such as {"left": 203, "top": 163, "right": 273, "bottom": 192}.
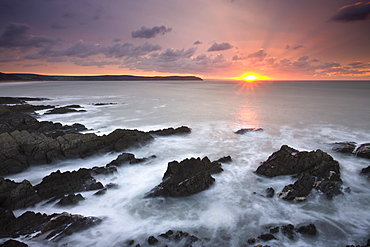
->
{"left": 0, "top": 23, "right": 57, "bottom": 48}
{"left": 331, "top": 2, "right": 370, "bottom": 22}
{"left": 207, "top": 42, "right": 233, "bottom": 52}
{"left": 131, "top": 26, "right": 172, "bottom": 39}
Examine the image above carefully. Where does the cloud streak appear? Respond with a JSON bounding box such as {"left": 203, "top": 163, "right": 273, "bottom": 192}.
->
{"left": 207, "top": 42, "right": 233, "bottom": 52}
{"left": 131, "top": 26, "right": 172, "bottom": 39}
{"left": 331, "top": 2, "right": 370, "bottom": 22}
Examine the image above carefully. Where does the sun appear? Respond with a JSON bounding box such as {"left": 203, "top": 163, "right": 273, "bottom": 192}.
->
{"left": 235, "top": 73, "right": 267, "bottom": 82}
{"left": 243, "top": 74, "right": 259, "bottom": 82}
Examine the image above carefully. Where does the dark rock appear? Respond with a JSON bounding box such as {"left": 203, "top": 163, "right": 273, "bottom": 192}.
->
{"left": 355, "top": 143, "right": 370, "bottom": 159}
{"left": 93, "top": 103, "right": 117, "bottom": 106}
{"left": 35, "top": 169, "right": 104, "bottom": 200}
{"left": 281, "top": 224, "right": 295, "bottom": 239}
{"left": 0, "top": 128, "right": 153, "bottom": 176}
{"left": 94, "top": 188, "right": 107, "bottom": 196}
{"left": 214, "top": 156, "right": 232, "bottom": 163}
{"left": 91, "top": 165, "right": 117, "bottom": 175}
{"left": 56, "top": 193, "right": 85, "bottom": 206}
{"left": 0, "top": 97, "right": 48, "bottom": 105}
{"left": 331, "top": 142, "right": 356, "bottom": 154}
{"left": 44, "top": 106, "right": 86, "bottom": 115}
{"left": 148, "top": 126, "right": 191, "bottom": 136}
{"left": 106, "top": 153, "right": 156, "bottom": 168}
{"left": 38, "top": 212, "right": 102, "bottom": 240}
{"left": 158, "top": 230, "right": 200, "bottom": 246}
{"left": 247, "top": 238, "right": 256, "bottom": 244}
{"left": 0, "top": 239, "right": 28, "bottom": 247}
{"left": 265, "top": 187, "right": 275, "bottom": 198}
{"left": 278, "top": 173, "right": 315, "bottom": 201}
{"left": 235, "top": 128, "right": 263, "bottom": 134}
{"left": 6, "top": 211, "right": 51, "bottom": 237}
{"left": 147, "top": 236, "right": 158, "bottom": 245}
{"left": 145, "top": 157, "right": 222, "bottom": 197}
{"left": 0, "top": 178, "right": 41, "bottom": 210}
{"left": 106, "top": 183, "right": 119, "bottom": 189}
{"left": 296, "top": 224, "right": 317, "bottom": 235}
{"left": 256, "top": 145, "right": 342, "bottom": 200}
{"left": 269, "top": 226, "right": 279, "bottom": 234}
{"left": 0, "top": 208, "right": 16, "bottom": 238}
{"left": 258, "top": 233, "right": 277, "bottom": 241}
{"left": 360, "top": 166, "right": 370, "bottom": 175}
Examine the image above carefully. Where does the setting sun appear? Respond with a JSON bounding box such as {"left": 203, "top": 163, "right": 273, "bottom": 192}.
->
{"left": 243, "top": 74, "right": 259, "bottom": 81}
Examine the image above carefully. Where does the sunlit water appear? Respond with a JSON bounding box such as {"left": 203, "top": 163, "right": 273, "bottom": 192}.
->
{"left": 1, "top": 80, "right": 370, "bottom": 246}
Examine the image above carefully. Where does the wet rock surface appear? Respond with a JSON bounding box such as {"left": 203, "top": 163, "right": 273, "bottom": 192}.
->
{"left": 331, "top": 142, "right": 370, "bottom": 160}
{"left": 0, "top": 210, "right": 101, "bottom": 241}
{"left": 234, "top": 128, "right": 263, "bottom": 134}
{"left": 256, "top": 145, "right": 342, "bottom": 200}
{"left": 148, "top": 126, "right": 191, "bottom": 136}
{"left": 145, "top": 156, "right": 227, "bottom": 197}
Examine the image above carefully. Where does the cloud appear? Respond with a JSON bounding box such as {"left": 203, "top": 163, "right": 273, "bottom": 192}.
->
{"left": 50, "top": 23, "right": 68, "bottom": 30}
{"left": 103, "top": 42, "right": 161, "bottom": 58}
{"left": 348, "top": 61, "right": 370, "bottom": 68}
{"left": 193, "top": 40, "right": 202, "bottom": 45}
{"left": 232, "top": 55, "right": 245, "bottom": 60}
{"left": 247, "top": 49, "right": 267, "bottom": 60}
{"left": 0, "top": 23, "right": 57, "bottom": 48}
{"left": 285, "top": 44, "right": 304, "bottom": 50}
{"left": 131, "top": 26, "right": 172, "bottom": 39}
{"left": 73, "top": 59, "right": 121, "bottom": 68}
{"left": 331, "top": 2, "right": 370, "bottom": 22}
{"left": 207, "top": 42, "right": 233, "bottom": 52}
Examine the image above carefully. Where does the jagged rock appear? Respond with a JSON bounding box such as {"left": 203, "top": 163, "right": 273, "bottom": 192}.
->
{"left": 5, "top": 211, "right": 51, "bottom": 238}
{"left": 0, "top": 208, "right": 16, "bottom": 238}
{"left": 360, "top": 166, "right": 370, "bottom": 175}
{"left": 331, "top": 142, "right": 357, "bottom": 154}
{"left": 256, "top": 145, "right": 342, "bottom": 200}
{"left": 145, "top": 157, "right": 223, "bottom": 197}
{"left": 56, "top": 193, "right": 85, "bottom": 206}
{"left": 93, "top": 103, "right": 117, "bottom": 106}
{"left": 269, "top": 226, "right": 279, "bottom": 234}
{"left": 0, "top": 97, "right": 48, "bottom": 105}
{"left": 296, "top": 224, "right": 317, "bottom": 235}
{"left": 0, "top": 128, "right": 153, "bottom": 176}
{"left": 214, "top": 156, "right": 232, "bottom": 163}
{"left": 38, "top": 212, "right": 102, "bottom": 240}
{"left": 148, "top": 126, "right": 191, "bottom": 136}
{"left": 234, "top": 128, "right": 263, "bottom": 134}
{"left": 0, "top": 239, "right": 28, "bottom": 247}
{"left": 159, "top": 230, "right": 200, "bottom": 245}
{"left": 355, "top": 143, "right": 370, "bottom": 159}
{"left": 0, "top": 178, "right": 41, "bottom": 210}
{"left": 35, "top": 169, "right": 103, "bottom": 200}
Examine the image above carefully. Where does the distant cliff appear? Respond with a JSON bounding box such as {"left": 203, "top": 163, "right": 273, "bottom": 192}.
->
{"left": 0, "top": 72, "right": 203, "bottom": 82}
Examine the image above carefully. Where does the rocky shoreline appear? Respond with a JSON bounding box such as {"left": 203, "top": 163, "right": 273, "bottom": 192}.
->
{"left": 1, "top": 96, "right": 369, "bottom": 247}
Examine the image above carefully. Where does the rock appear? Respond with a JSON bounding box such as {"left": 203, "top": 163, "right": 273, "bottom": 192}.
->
{"left": 257, "top": 233, "right": 277, "bottom": 241}
{"left": 0, "top": 97, "right": 48, "bottom": 105}
{"left": 0, "top": 208, "right": 16, "bottom": 238}
{"left": 93, "top": 103, "right": 117, "bottom": 106}
{"left": 281, "top": 224, "right": 295, "bottom": 239}
{"left": 0, "top": 178, "right": 41, "bottom": 210}
{"left": 247, "top": 238, "right": 257, "bottom": 244}
{"left": 355, "top": 143, "right": 370, "bottom": 159}
{"left": 147, "top": 236, "right": 158, "bottom": 245}
{"left": 0, "top": 128, "right": 153, "bottom": 176}
{"left": 145, "top": 157, "right": 222, "bottom": 197}
{"left": 269, "top": 227, "right": 279, "bottom": 234}
{"left": 44, "top": 107, "right": 86, "bottom": 115}
{"left": 94, "top": 188, "right": 107, "bottom": 196}
{"left": 159, "top": 230, "right": 200, "bottom": 245}
{"left": 0, "top": 239, "right": 28, "bottom": 247}
{"left": 235, "top": 128, "right": 263, "bottom": 134}
{"left": 38, "top": 212, "right": 102, "bottom": 240}
{"left": 360, "top": 166, "right": 370, "bottom": 178}
{"left": 214, "top": 156, "right": 232, "bottom": 163}
{"left": 148, "top": 126, "right": 191, "bottom": 136}
{"left": 35, "top": 169, "right": 104, "bottom": 200}
{"left": 265, "top": 187, "right": 275, "bottom": 198}
{"left": 5, "top": 211, "right": 51, "bottom": 238}
{"left": 56, "top": 193, "right": 85, "bottom": 206}
{"left": 256, "top": 145, "right": 342, "bottom": 200}
{"left": 296, "top": 224, "right": 317, "bottom": 235}
{"left": 331, "top": 142, "right": 356, "bottom": 154}
{"left": 278, "top": 173, "right": 315, "bottom": 201}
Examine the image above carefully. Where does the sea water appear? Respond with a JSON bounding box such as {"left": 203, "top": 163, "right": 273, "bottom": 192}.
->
{"left": 1, "top": 80, "right": 370, "bottom": 246}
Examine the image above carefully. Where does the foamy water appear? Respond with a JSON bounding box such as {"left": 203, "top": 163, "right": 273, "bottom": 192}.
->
{"left": 1, "top": 80, "right": 370, "bottom": 246}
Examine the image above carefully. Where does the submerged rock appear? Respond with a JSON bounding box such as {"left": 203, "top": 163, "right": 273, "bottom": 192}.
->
{"left": 56, "top": 193, "right": 85, "bottom": 206}
{"left": 148, "top": 126, "right": 191, "bottom": 136}
{"left": 331, "top": 142, "right": 357, "bottom": 154}
{"left": 234, "top": 128, "right": 263, "bottom": 134}
{"left": 44, "top": 106, "right": 86, "bottom": 115}
{"left": 0, "top": 239, "right": 28, "bottom": 247}
{"left": 256, "top": 145, "right": 342, "bottom": 200}
{"left": 145, "top": 156, "right": 225, "bottom": 197}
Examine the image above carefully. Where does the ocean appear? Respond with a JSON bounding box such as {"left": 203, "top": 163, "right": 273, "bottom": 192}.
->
{"left": 1, "top": 80, "right": 370, "bottom": 246}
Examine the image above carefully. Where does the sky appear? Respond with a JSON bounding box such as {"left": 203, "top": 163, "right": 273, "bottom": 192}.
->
{"left": 0, "top": 0, "right": 369, "bottom": 80}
